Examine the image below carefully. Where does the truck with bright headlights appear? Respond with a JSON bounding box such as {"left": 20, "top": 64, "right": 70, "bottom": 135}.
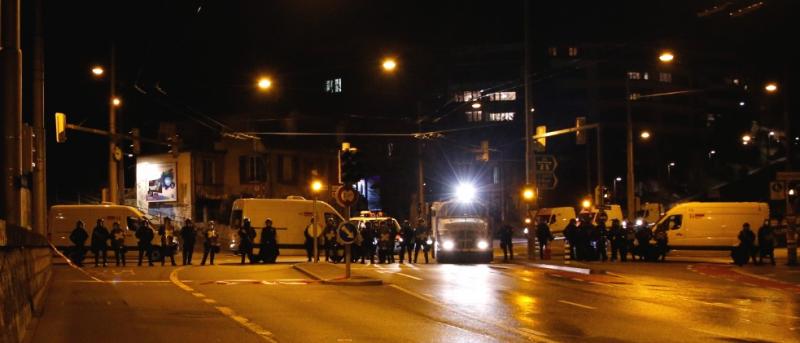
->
{"left": 431, "top": 198, "right": 493, "bottom": 263}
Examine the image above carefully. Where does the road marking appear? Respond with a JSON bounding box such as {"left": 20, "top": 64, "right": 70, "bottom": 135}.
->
{"left": 396, "top": 273, "right": 423, "bottom": 281}
{"left": 389, "top": 284, "right": 557, "bottom": 342}
{"left": 518, "top": 327, "right": 549, "bottom": 337}
{"left": 202, "top": 298, "right": 217, "bottom": 304}
{"left": 170, "top": 268, "right": 277, "bottom": 342}
{"left": 192, "top": 292, "right": 206, "bottom": 298}
{"left": 70, "top": 280, "right": 181, "bottom": 283}
{"left": 558, "top": 300, "right": 597, "bottom": 310}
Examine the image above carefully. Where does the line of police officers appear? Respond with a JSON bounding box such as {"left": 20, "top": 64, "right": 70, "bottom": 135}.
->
{"left": 69, "top": 217, "right": 221, "bottom": 267}
{"left": 301, "top": 218, "right": 433, "bottom": 265}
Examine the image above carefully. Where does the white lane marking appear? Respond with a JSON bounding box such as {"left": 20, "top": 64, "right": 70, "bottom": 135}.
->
{"left": 605, "top": 271, "right": 626, "bottom": 278}
{"left": 170, "top": 268, "right": 277, "bottom": 342}
{"left": 558, "top": 300, "right": 597, "bottom": 310}
{"left": 202, "top": 298, "right": 217, "bottom": 304}
{"left": 389, "top": 284, "right": 557, "bottom": 342}
{"left": 518, "top": 327, "right": 549, "bottom": 337}
{"left": 192, "top": 292, "right": 206, "bottom": 298}
{"left": 396, "top": 273, "right": 423, "bottom": 281}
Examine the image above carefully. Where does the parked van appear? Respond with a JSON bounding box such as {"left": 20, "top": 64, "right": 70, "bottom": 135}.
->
{"left": 655, "top": 202, "right": 769, "bottom": 250}
{"left": 49, "top": 204, "right": 156, "bottom": 248}
{"left": 578, "top": 204, "right": 624, "bottom": 225}
{"left": 636, "top": 202, "right": 664, "bottom": 226}
{"left": 229, "top": 197, "right": 345, "bottom": 256}
{"left": 534, "top": 207, "right": 576, "bottom": 235}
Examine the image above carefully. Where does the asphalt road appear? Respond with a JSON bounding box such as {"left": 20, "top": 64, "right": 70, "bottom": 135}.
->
{"left": 30, "top": 249, "right": 800, "bottom": 343}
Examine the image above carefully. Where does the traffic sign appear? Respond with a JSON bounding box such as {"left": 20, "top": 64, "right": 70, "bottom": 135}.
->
{"left": 335, "top": 185, "right": 359, "bottom": 207}
{"left": 777, "top": 172, "right": 800, "bottom": 181}
{"left": 536, "top": 173, "right": 558, "bottom": 190}
{"left": 770, "top": 181, "right": 786, "bottom": 200}
{"left": 535, "top": 155, "right": 558, "bottom": 172}
{"left": 337, "top": 222, "right": 356, "bottom": 245}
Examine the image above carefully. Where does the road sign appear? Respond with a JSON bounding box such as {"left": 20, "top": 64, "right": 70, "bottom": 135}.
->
{"left": 536, "top": 173, "right": 558, "bottom": 190}
{"left": 771, "top": 181, "right": 786, "bottom": 200}
{"left": 335, "top": 185, "right": 359, "bottom": 207}
{"left": 337, "top": 222, "right": 356, "bottom": 245}
{"left": 777, "top": 172, "right": 800, "bottom": 181}
{"left": 535, "top": 155, "right": 558, "bottom": 172}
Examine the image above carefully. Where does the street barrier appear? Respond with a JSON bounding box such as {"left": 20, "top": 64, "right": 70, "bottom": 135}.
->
{"left": 564, "top": 240, "right": 571, "bottom": 261}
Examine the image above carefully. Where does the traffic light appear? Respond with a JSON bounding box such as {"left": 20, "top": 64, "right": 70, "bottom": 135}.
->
{"left": 341, "top": 149, "right": 363, "bottom": 184}
{"left": 55, "top": 112, "right": 67, "bottom": 143}
{"left": 534, "top": 125, "right": 546, "bottom": 152}
{"left": 576, "top": 116, "right": 586, "bottom": 145}
{"left": 131, "top": 128, "right": 141, "bottom": 154}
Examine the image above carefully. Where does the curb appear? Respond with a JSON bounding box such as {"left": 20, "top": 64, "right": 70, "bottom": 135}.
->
{"left": 292, "top": 263, "right": 383, "bottom": 286}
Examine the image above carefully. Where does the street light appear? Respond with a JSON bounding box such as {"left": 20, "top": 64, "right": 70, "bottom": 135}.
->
{"left": 310, "top": 179, "right": 324, "bottom": 262}
{"left": 91, "top": 66, "right": 105, "bottom": 77}
{"left": 522, "top": 186, "right": 535, "bottom": 202}
{"left": 742, "top": 134, "right": 752, "bottom": 145}
{"left": 455, "top": 183, "right": 476, "bottom": 203}
{"left": 658, "top": 51, "right": 675, "bottom": 63}
{"left": 613, "top": 177, "right": 622, "bottom": 200}
{"left": 471, "top": 102, "right": 482, "bottom": 109}
{"left": 257, "top": 77, "right": 273, "bottom": 91}
{"left": 640, "top": 130, "right": 651, "bottom": 140}
{"left": 765, "top": 82, "right": 778, "bottom": 93}
{"left": 111, "top": 97, "right": 121, "bottom": 107}
{"left": 667, "top": 162, "right": 676, "bottom": 181}
{"left": 581, "top": 199, "right": 592, "bottom": 209}
{"left": 381, "top": 58, "right": 397, "bottom": 72}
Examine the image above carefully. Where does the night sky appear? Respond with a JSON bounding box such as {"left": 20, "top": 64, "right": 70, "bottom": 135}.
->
{"left": 29, "top": 0, "right": 797, "bottom": 204}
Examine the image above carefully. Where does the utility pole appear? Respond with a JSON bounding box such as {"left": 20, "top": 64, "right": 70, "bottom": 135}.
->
{"left": 32, "top": 0, "right": 47, "bottom": 235}
{"left": 1, "top": 0, "right": 23, "bottom": 225}
{"left": 625, "top": 77, "right": 635, "bottom": 221}
{"left": 783, "top": 68, "right": 797, "bottom": 266}
{"left": 108, "top": 44, "right": 119, "bottom": 204}
{"left": 523, "top": 0, "right": 534, "bottom": 190}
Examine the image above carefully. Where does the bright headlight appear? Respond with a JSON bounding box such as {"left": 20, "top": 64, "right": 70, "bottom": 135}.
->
{"left": 477, "top": 240, "right": 489, "bottom": 250}
{"left": 523, "top": 228, "right": 529, "bottom": 235}
{"left": 426, "top": 239, "right": 433, "bottom": 245}
{"left": 635, "top": 219, "right": 643, "bottom": 226}
{"left": 442, "top": 240, "right": 455, "bottom": 251}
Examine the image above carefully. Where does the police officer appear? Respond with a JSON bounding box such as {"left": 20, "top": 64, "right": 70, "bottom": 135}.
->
{"left": 237, "top": 218, "right": 256, "bottom": 264}
{"left": 180, "top": 219, "right": 197, "bottom": 265}
{"left": 536, "top": 219, "right": 554, "bottom": 259}
{"left": 159, "top": 217, "right": 177, "bottom": 266}
{"left": 654, "top": 225, "right": 669, "bottom": 262}
{"left": 758, "top": 219, "right": 776, "bottom": 265}
{"left": 499, "top": 224, "right": 514, "bottom": 261}
{"left": 201, "top": 221, "right": 220, "bottom": 266}
{"left": 303, "top": 218, "right": 316, "bottom": 262}
{"left": 737, "top": 222, "right": 757, "bottom": 265}
{"left": 576, "top": 219, "right": 593, "bottom": 261}
{"left": 323, "top": 218, "right": 338, "bottom": 262}
{"left": 361, "top": 221, "right": 377, "bottom": 264}
{"left": 135, "top": 220, "right": 155, "bottom": 266}
{"left": 399, "top": 220, "right": 415, "bottom": 263}
{"left": 608, "top": 219, "right": 625, "bottom": 262}
{"left": 388, "top": 220, "right": 398, "bottom": 263}
{"left": 596, "top": 218, "right": 608, "bottom": 262}
{"left": 625, "top": 221, "right": 637, "bottom": 261}
{"left": 414, "top": 219, "right": 432, "bottom": 264}
{"left": 635, "top": 224, "right": 653, "bottom": 261}
{"left": 110, "top": 222, "right": 126, "bottom": 266}
{"left": 259, "top": 219, "right": 279, "bottom": 263}
{"left": 91, "top": 219, "right": 110, "bottom": 267}
{"left": 563, "top": 219, "right": 578, "bottom": 260}
{"left": 69, "top": 220, "right": 89, "bottom": 266}
{"left": 377, "top": 221, "right": 391, "bottom": 264}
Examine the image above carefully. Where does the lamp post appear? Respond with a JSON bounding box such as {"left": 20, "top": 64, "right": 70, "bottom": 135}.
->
{"left": 613, "top": 177, "right": 622, "bottom": 201}
{"left": 626, "top": 50, "right": 675, "bottom": 221}
{"left": 311, "top": 180, "right": 323, "bottom": 263}
{"left": 91, "top": 45, "right": 120, "bottom": 204}
{"left": 522, "top": 185, "right": 536, "bottom": 259}
{"left": 667, "top": 162, "right": 676, "bottom": 182}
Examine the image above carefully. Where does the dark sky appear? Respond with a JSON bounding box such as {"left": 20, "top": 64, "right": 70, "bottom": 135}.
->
{"left": 34, "top": 0, "right": 796, "bottom": 201}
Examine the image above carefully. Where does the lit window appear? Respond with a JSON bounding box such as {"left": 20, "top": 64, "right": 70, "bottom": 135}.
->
{"left": 548, "top": 47, "right": 558, "bottom": 57}
{"left": 488, "top": 112, "right": 515, "bottom": 122}
{"left": 568, "top": 47, "right": 578, "bottom": 57}
{"left": 465, "top": 111, "right": 483, "bottom": 122}
{"left": 643, "top": 72, "right": 649, "bottom": 80}
{"left": 324, "top": 78, "right": 342, "bottom": 93}
{"left": 627, "top": 72, "right": 641, "bottom": 80}
{"left": 455, "top": 90, "right": 481, "bottom": 102}
{"left": 486, "top": 91, "right": 517, "bottom": 101}
{"left": 659, "top": 72, "right": 672, "bottom": 83}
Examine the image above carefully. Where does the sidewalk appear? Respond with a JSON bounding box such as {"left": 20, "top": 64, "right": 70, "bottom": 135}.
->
{"left": 293, "top": 262, "right": 383, "bottom": 286}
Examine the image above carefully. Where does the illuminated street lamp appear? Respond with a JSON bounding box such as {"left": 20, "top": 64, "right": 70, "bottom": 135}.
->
{"left": 667, "top": 162, "right": 676, "bottom": 181}
{"left": 742, "top": 134, "right": 752, "bottom": 145}
{"left": 522, "top": 186, "right": 535, "bottom": 204}
{"left": 658, "top": 51, "right": 675, "bottom": 63}
{"left": 310, "top": 179, "right": 324, "bottom": 262}
{"left": 381, "top": 58, "right": 397, "bottom": 72}
{"left": 581, "top": 199, "right": 592, "bottom": 209}
{"left": 765, "top": 82, "right": 778, "bottom": 93}
{"left": 112, "top": 97, "right": 121, "bottom": 107}
{"left": 471, "top": 102, "right": 482, "bottom": 109}
{"left": 91, "top": 65, "right": 105, "bottom": 77}
{"left": 455, "top": 183, "right": 476, "bottom": 203}
{"left": 640, "top": 130, "right": 651, "bottom": 140}
{"left": 257, "top": 77, "right": 273, "bottom": 91}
